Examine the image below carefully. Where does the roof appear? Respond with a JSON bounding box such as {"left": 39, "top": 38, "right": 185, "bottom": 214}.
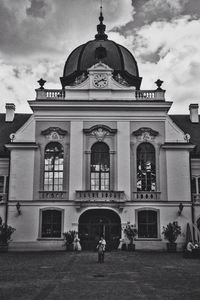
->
{"left": 61, "top": 10, "right": 142, "bottom": 89}
{"left": 61, "top": 39, "right": 142, "bottom": 89}
{"left": 0, "top": 113, "right": 199, "bottom": 159}
{"left": 170, "top": 115, "right": 200, "bottom": 158}
{"left": 0, "top": 114, "right": 31, "bottom": 157}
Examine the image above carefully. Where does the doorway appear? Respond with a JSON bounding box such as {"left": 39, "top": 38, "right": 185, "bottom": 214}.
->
{"left": 78, "top": 209, "right": 121, "bottom": 250}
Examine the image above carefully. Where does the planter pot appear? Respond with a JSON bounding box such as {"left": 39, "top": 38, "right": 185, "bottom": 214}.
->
{"left": 121, "top": 243, "right": 127, "bottom": 251}
{"left": 128, "top": 243, "right": 135, "bottom": 251}
{"left": 167, "top": 242, "right": 177, "bottom": 253}
{"left": 0, "top": 243, "right": 8, "bottom": 252}
{"left": 65, "top": 244, "right": 74, "bottom": 251}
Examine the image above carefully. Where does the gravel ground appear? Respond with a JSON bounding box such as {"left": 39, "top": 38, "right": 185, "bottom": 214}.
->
{"left": 0, "top": 250, "right": 200, "bottom": 300}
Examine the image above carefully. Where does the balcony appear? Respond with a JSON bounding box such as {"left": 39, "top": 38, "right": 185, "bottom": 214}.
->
{"left": 39, "top": 191, "right": 67, "bottom": 200}
{"left": 0, "top": 193, "right": 7, "bottom": 203}
{"left": 36, "top": 89, "right": 65, "bottom": 100}
{"left": 132, "top": 191, "right": 161, "bottom": 201}
{"left": 75, "top": 190, "right": 126, "bottom": 203}
{"left": 192, "top": 194, "right": 200, "bottom": 205}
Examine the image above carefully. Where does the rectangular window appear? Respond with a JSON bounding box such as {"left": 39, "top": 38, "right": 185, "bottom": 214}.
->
{"left": 191, "top": 177, "right": 196, "bottom": 194}
{"left": 0, "top": 176, "right": 4, "bottom": 193}
{"left": 41, "top": 210, "right": 62, "bottom": 238}
{"left": 138, "top": 210, "right": 158, "bottom": 238}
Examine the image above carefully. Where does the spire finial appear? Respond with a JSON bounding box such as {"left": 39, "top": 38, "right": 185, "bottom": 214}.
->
{"left": 95, "top": 0, "right": 108, "bottom": 40}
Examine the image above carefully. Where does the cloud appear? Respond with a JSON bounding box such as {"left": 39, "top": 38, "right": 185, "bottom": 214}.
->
{"left": 26, "top": 0, "right": 48, "bottom": 18}
{"left": 0, "top": 0, "right": 200, "bottom": 114}
{"left": 134, "top": 16, "right": 200, "bottom": 113}
{"left": 0, "top": 0, "right": 135, "bottom": 112}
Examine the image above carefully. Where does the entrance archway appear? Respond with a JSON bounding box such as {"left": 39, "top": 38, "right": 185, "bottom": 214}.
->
{"left": 78, "top": 209, "right": 121, "bottom": 250}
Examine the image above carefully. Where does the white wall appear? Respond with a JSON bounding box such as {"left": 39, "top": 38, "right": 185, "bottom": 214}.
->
{"left": 9, "top": 149, "right": 35, "bottom": 200}
{"left": 69, "top": 121, "right": 83, "bottom": 200}
{"left": 117, "top": 122, "right": 130, "bottom": 199}
{"left": 166, "top": 150, "right": 191, "bottom": 201}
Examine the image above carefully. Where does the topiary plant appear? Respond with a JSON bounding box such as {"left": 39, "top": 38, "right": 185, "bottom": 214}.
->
{"left": 162, "top": 221, "right": 181, "bottom": 243}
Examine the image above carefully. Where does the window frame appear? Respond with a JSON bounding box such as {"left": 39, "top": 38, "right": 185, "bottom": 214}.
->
{"left": 0, "top": 175, "right": 8, "bottom": 197}
{"left": 43, "top": 142, "right": 64, "bottom": 192}
{"left": 136, "top": 142, "right": 156, "bottom": 192}
{"left": 90, "top": 142, "right": 110, "bottom": 191}
{"left": 135, "top": 208, "right": 160, "bottom": 240}
{"left": 38, "top": 208, "right": 64, "bottom": 240}
{"left": 192, "top": 176, "right": 200, "bottom": 195}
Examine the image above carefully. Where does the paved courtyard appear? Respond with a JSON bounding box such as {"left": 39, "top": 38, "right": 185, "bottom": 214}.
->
{"left": 0, "top": 250, "right": 200, "bottom": 300}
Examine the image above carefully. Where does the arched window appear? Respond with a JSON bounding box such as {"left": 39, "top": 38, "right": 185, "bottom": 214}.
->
{"left": 138, "top": 210, "right": 158, "bottom": 238}
{"left": 41, "top": 210, "right": 62, "bottom": 238}
{"left": 44, "top": 142, "right": 64, "bottom": 191}
{"left": 90, "top": 142, "right": 110, "bottom": 190}
{"left": 137, "top": 142, "right": 156, "bottom": 191}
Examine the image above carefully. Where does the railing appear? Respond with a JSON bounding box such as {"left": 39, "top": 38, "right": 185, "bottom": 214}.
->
{"left": 132, "top": 191, "right": 161, "bottom": 201}
{"left": 135, "top": 90, "right": 165, "bottom": 101}
{"left": 36, "top": 89, "right": 65, "bottom": 100}
{"left": 39, "top": 191, "right": 67, "bottom": 200}
{"left": 36, "top": 88, "right": 165, "bottom": 101}
{"left": 0, "top": 193, "right": 7, "bottom": 202}
{"left": 76, "top": 190, "right": 125, "bottom": 202}
{"left": 192, "top": 194, "right": 200, "bottom": 204}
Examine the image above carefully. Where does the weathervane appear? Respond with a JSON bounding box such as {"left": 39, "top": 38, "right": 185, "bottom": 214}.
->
{"left": 95, "top": 0, "right": 108, "bottom": 40}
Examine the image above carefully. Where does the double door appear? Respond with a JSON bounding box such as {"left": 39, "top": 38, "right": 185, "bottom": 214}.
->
{"left": 78, "top": 209, "right": 121, "bottom": 250}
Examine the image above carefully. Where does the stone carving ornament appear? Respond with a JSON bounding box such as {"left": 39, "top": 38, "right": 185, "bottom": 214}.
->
{"left": 41, "top": 127, "right": 67, "bottom": 141}
{"left": 133, "top": 127, "right": 158, "bottom": 141}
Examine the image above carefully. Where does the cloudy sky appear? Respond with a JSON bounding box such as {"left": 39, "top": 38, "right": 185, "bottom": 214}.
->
{"left": 0, "top": 0, "right": 200, "bottom": 114}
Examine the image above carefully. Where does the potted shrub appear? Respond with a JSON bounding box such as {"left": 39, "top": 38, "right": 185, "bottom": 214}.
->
{"left": 63, "top": 230, "right": 76, "bottom": 251}
{"left": 0, "top": 219, "right": 16, "bottom": 252}
{"left": 162, "top": 221, "right": 181, "bottom": 252}
{"left": 123, "top": 222, "right": 138, "bottom": 251}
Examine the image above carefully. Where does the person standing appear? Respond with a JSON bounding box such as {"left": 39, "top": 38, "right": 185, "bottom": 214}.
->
{"left": 97, "top": 236, "right": 106, "bottom": 263}
{"left": 73, "top": 232, "right": 82, "bottom": 251}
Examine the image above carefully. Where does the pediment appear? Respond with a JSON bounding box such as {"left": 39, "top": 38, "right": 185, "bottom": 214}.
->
{"left": 132, "top": 127, "right": 159, "bottom": 141}
{"left": 41, "top": 127, "right": 67, "bottom": 141}
{"left": 83, "top": 125, "right": 117, "bottom": 142}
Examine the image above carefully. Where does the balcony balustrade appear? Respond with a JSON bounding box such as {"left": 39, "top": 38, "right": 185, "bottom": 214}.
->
{"left": 39, "top": 191, "right": 67, "bottom": 200}
{"left": 36, "top": 89, "right": 65, "bottom": 100}
{"left": 36, "top": 88, "right": 165, "bottom": 101}
{"left": 75, "top": 190, "right": 125, "bottom": 202}
{"left": 135, "top": 90, "right": 165, "bottom": 101}
{"left": 192, "top": 194, "right": 200, "bottom": 205}
{"left": 0, "top": 193, "right": 7, "bottom": 202}
{"left": 132, "top": 191, "right": 161, "bottom": 201}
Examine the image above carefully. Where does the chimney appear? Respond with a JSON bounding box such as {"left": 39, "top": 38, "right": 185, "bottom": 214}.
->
{"left": 5, "top": 103, "right": 15, "bottom": 122}
{"left": 189, "top": 103, "right": 199, "bottom": 123}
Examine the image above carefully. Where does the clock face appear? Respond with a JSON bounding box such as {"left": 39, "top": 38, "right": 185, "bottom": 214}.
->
{"left": 93, "top": 74, "right": 108, "bottom": 88}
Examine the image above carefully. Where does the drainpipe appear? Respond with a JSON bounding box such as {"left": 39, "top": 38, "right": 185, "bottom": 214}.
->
{"left": 5, "top": 151, "right": 11, "bottom": 229}
{"left": 189, "top": 152, "right": 195, "bottom": 240}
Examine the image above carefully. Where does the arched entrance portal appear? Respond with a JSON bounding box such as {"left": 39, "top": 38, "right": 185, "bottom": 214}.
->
{"left": 78, "top": 209, "right": 121, "bottom": 250}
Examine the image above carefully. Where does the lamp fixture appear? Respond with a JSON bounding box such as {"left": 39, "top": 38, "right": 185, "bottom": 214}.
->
{"left": 178, "top": 202, "right": 183, "bottom": 216}
{"left": 16, "top": 201, "right": 21, "bottom": 215}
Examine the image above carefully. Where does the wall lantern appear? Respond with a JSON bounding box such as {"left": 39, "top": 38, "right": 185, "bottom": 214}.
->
{"left": 16, "top": 201, "right": 21, "bottom": 215}
{"left": 178, "top": 202, "right": 184, "bottom": 216}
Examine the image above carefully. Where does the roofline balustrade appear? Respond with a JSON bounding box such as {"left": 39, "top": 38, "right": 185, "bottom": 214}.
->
{"left": 35, "top": 88, "right": 165, "bottom": 101}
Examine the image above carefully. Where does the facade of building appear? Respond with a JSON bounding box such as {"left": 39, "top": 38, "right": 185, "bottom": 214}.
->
{"left": 0, "top": 13, "right": 200, "bottom": 251}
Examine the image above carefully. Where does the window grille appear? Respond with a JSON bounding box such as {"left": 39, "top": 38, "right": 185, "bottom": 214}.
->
{"left": 138, "top": 210, "right": 158, "bottom": 238}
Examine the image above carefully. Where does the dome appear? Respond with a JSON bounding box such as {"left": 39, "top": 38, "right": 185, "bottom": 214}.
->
{"left": 60, "top": 11, "right": 142, "bottom": 89}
